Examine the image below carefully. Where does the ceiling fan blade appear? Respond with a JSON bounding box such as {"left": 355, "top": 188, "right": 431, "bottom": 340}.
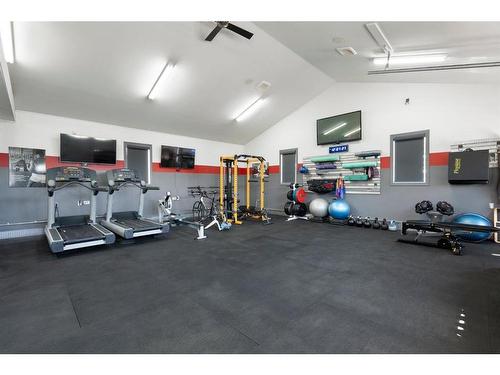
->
{"left": 226, "top": 23, "right": 254, "bottom": 39}
{"left": 205, "top": 25, "right": 223, "bottom": 41}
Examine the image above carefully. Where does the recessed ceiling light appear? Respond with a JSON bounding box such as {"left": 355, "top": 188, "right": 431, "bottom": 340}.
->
{"left": 336, "top": 47, "right": 357, "bottom": 56}
{"left": 372, "top": 54, "right": 447, "bottom": 66}
{"left": 257, "top": 80, "right": 271, "bottom": 91}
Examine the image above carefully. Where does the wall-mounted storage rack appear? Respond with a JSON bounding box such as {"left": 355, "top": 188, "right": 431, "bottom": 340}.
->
{"left": 301, "top": 150, "right": 381, "bottom": 195}
{"left": 451, "top": 138, "right": 500, "bottom": 168}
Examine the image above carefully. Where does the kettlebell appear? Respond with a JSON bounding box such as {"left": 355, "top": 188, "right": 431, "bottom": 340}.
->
{"left": 347, "top": 216, "right": 356, "bottom": 226}
{"left": 355, "top": 216, "right": 363, "bottom": 227}
{"left": 372, "top": 217, "right": 381, "bottom": 229}
{"left": 388, "top": 220, "right": 398, "bottom": 231}
{"left": 380, "top": 218, "right": 389, "bottom": 230}
{"left": 363, "top": 217, "right": 372, "bottom": 228}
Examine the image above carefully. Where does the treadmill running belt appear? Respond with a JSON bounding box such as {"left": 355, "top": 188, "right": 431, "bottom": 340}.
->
{"left": 114, "top": 218, "right": 160, "bottom": 232}
{"left": 59, "top": 225, "right": 105, "bottom": 244}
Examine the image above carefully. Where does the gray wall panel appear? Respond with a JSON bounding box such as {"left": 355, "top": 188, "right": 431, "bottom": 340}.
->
{"left": 264, "top": 167, "right": 498, "bottom": 221}
{"left": 0, "top": 169, "right": 220, "bottom": 226}
{"left": 1, "top": 166, "right": 498, "bottom": 233}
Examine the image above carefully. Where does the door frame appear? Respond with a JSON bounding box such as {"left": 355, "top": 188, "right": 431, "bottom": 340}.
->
{"left": 123, "top": 141, "right": 153, "bottom": 184}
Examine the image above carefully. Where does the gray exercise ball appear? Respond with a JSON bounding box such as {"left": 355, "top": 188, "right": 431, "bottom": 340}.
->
{"left": 309, "top": 198, "right": 329, "bottom": 218}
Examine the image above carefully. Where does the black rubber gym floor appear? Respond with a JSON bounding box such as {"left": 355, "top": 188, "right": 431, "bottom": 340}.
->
{"left": 1, "top": 218, "right": 500, "bottom": 353}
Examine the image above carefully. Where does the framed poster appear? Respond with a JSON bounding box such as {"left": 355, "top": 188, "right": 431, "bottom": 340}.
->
{"left": 8, "top": 147, "right": 47, "bottom": 187}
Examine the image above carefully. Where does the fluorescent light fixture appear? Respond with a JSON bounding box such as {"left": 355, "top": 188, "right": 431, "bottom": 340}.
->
{"left": 323, "top": 122, "right": 347, "bottom": 135}
{"left": 235, "top": 97, "right": 265, "bottom": 122}
{"left": 373, "top": 54, "right": 447, "bottom": 66}
{"left": 0, "top": 21, "right": 14, "bottom": 64}
{"left": 147, "top": 62, "right": 174, "bottom": 100}
{"left": 365, "top": 23, "right": 393, "bottom": 54}
{"left": 344, "top": 128, "right": 360, "bottom": 138}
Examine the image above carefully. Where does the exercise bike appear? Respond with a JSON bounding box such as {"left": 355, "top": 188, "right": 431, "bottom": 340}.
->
{"left": 189, "top": 186, "right": 231, "bottom": 231}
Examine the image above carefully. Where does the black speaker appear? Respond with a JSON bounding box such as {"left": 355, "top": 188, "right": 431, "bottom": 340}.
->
{"left": 448, "top": 150, "right": 489, "bottom": 184}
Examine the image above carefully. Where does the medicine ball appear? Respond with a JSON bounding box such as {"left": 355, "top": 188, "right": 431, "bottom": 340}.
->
{"left": 292, "top": 202, "right": 307, "bottom": 217}
{"left": 284, "top": 201, "right": 294, "bottom": 216}
{"left": 294, "top": 188, "right": 307, "bottom": 203}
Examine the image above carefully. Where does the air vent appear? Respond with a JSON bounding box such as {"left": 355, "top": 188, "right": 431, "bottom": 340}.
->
{"left": 336, "top": 47, "right": 358, "bottom": 56}
{"left": 257, "top": 80, "right": 271, "bottom": 91}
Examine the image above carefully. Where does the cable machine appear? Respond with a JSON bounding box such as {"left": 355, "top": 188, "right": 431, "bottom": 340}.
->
{"left": 219, "top": 154, "right": 271, "bottom": 224}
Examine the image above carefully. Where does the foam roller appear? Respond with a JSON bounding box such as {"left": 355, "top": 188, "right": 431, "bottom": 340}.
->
{"left": 310, "top": 155, "right": 340, "bottom": 163}
{"left": 342, "top": 161, "right": 378, "bottom": 169}
{"left": 344, "top": 174, "right": 369, "bottom": 181}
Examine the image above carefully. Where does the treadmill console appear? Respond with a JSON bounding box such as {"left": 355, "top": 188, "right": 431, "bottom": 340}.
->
{"left": 47, "top": 166, "right": 97, "bottom": 182}
{"left": 108, "top": 168, "right": 140, "bottom": 182}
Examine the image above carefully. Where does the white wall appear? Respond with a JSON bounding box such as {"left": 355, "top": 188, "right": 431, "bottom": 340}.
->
{"left": 0, "top": 110, "right": 244, "bottom": 164}
{"left": 245, "top": 83, "right": 500, "bottom": 164}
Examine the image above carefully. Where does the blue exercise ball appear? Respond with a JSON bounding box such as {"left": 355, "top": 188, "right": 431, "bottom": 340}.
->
{"left": 328, "top": 199, "right": 351, "bottom": 220}
{"left": 452, "top": 213, "right": 492, "bottom": 242}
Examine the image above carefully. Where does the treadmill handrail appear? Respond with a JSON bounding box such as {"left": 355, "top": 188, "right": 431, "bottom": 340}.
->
{"left": 49, "top": 180, "right": 106, "bottom": 193}
{"left": 113, "top": 181, "right": 160, "bottom": 192}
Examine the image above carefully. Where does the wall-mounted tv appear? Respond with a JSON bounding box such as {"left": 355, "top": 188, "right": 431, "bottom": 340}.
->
{"left": 317, "top": 110, "right": 362, "bottom": 145}
{"left": 160, "top": 146, "right": 195, "bottom": 169}
{"left": 60, "top": 133, "right": 117, "bottom": 164}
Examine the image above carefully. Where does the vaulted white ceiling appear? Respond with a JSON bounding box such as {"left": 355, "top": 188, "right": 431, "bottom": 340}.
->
{"left": 5, "top": 21, "right": 500, "bottom": 144}
{"left": 8, "top": 22, "right": 333, "bottom": 144}
{"left": 257, "top": 22, "right": 500, "bottom": 84}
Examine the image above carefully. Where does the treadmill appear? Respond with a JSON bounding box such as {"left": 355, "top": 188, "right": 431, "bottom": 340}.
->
{"left": 101, "top": 168, "right": 169, "bottom": 239}
{"left": 45, "top": 166, "right": 115, "bottom": 253}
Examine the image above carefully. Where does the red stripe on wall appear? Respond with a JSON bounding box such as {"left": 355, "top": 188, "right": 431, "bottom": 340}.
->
{"left": 429, "top": 152, "right": 449, "bottom": 166}
{"left": 0, "top": 152, "right": 451, "bottom": 172}
{"left": 269, "top": 165, "right": 280, "bottom": 174}
{"left": 152, "top": 162, "right": 219, "bottom": 174}
{"left": 0, "top": 153, "right": 8, "bottom": 168}
{"left": 380, "top": 156, "right": 390, "bottom": 169}
{"left": 379, "top": 152, "right": 449, "bottom": 170}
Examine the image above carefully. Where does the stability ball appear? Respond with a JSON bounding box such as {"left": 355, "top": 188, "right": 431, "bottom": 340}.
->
{"left": 309, "top": 198, "right": 329, "bottom": 218}
{"left": 328, "top": 199, "right": 350, "bottom": 220}
{"left": 452, "top": 213, "right": 492, "bottom": 242}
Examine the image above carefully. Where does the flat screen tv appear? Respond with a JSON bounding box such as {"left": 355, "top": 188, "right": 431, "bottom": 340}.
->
{"left": 317, "top": 110, "right": 362, "bottom": 145}
{"left": 160, "top": 146, "right": 195, "bottom": 169}
{"left": 60, "top": 133, "right": 117, "bottom": 164}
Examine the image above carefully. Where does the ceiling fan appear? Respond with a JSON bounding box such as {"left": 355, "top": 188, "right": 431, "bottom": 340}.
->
{"left": 205, "top": 22, "right": 254, "bottom": 42}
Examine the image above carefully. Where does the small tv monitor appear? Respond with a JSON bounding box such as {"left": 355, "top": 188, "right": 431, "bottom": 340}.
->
{"left": 60, "top": 133, "right": 117, "bottom": 164}
{"left": 317, "top": 110, "right": 362, "bottom": 145}
{"left": 160, "top": 146, "right": 195, "bottom": 169}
